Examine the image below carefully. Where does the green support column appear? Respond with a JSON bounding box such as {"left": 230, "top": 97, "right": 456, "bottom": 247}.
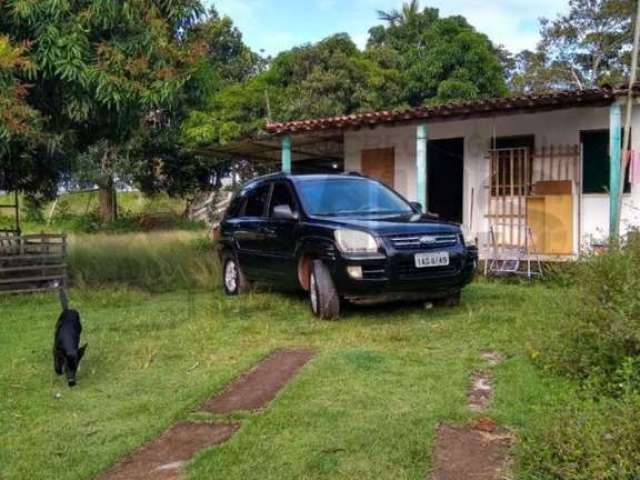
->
{"left": 416, "top": 123, "right": 428, "bottom": 211}
{"left": 281, "top": 135, "right": 292, "bottom": 173}
{"left": 609, "top": 103, "right": 622, "bottom": 240}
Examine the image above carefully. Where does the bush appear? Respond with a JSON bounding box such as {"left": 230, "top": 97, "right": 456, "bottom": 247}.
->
{"left": 534, "top": 236, "right": 640, "bottom": 396}
{"left": 67, "top": 231, "right": 220, "bottom": 292}
{"left": 519, "top": 394, "right": 640, "bottom": 480}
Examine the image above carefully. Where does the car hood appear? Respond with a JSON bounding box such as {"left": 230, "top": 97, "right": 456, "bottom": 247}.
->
{"left": 310, "top": 213, "right": 461, "bottom": 236}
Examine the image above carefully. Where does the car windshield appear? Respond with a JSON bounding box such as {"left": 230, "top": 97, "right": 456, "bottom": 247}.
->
{"left": 296, "top": 178, "right": 414, "bottom": 217}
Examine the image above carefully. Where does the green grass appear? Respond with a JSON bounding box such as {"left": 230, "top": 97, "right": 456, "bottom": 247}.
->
{"left": 0, "top": 280, "right": 581, "bottom": 480}
{"left": 67, "top": 231, "right": 218, "bottom": 291}
{"left": 0, "top": 191, "right": 199, "bottom": 233}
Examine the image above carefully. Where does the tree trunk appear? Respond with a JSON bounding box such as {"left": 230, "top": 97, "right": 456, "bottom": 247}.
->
{"left": 98, "top": 177, "right": 117, "bottom": 223}
{"left": 98, "top": 147, "right": 117, "bottom": 223}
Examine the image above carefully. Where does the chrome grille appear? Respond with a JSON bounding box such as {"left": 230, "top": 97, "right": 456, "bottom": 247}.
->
{"left": 388, "top": 233, "right": 459, "bottom": 250}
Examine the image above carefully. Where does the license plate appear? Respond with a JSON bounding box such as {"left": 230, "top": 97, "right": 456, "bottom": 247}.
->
{"left": 415, "top": 251, "right": 449, "bottom": 268}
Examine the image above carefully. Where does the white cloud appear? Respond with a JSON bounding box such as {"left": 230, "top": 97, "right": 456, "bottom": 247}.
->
{"left": 351, "top": 31, "right": 369, "bottom": 50}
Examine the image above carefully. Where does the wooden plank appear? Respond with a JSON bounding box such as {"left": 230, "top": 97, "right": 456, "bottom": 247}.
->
{"left": 510, "top": 149, "right": 514, "bottom": 246}
{"left": 361, "top": 148, "right": 395, "bottom": 188}
{"left": 527, "top": 196, "right": 546, "bottom": 253}
{"left": 518, "top": 150, "right": 523, "bottom": 247}
{"left": 0, "top": 264, "right": 66, "bottom": 273}
{"left": 0, "top": 274, "right": 65, "bottom": 284}
{"left": 532, "top": 180, "right": 573, "bottom": 195}
{"left": 544, "top": 194, "right": 574, "bottom": 255}
{"left": 0, "top": 286, "right": 61, "bottom": 295}
{"left": 0, "top": 254, "right": 65, "bottom": 261}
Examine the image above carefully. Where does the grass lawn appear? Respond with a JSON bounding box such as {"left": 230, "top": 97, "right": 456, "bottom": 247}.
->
{"left": 0, "top": 281, "right": 577, "bottom": 480}
{"left": 0, "top": 191, "right": 198, "bottom": 233}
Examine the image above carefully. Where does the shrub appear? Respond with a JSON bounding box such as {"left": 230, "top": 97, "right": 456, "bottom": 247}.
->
{"left": 519, "top": 394, "right": 640, "bottom": 480}
{"left": 534, "top": 236, "right": 640, "bottom": 396}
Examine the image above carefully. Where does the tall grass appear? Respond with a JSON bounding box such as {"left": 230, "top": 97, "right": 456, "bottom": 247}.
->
{"left": 67, "top": 231, "right": 219, "bottom": 291}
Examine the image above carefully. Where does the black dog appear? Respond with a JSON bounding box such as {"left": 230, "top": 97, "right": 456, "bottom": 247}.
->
{"left": 53, "top": 289, "right": 87, "bottom": 387}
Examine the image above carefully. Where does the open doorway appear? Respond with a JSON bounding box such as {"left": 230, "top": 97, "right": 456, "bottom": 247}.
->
{"left": 427, "top": 138, "right": 464, "bottom": 223}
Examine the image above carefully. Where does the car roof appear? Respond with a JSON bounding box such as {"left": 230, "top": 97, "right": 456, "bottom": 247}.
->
{"left": 244, "top": 172, "right": 370, "bottom": 188}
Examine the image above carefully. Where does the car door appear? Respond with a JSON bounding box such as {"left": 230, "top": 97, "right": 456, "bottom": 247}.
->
{"left": 261, "top": 181, "right": 300, "bottom": 283}
{"left": 234, "top": 182, "right": 271, "bottom": 278}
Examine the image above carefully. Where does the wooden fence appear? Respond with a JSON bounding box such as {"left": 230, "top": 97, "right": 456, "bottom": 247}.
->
{"left": 0, "top": 232, "right": 67, "bottom": 294}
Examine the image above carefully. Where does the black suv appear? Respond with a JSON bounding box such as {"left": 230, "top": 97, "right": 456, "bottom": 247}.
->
{"left": 218, "top": 173, "right": 477, "bottom": 319}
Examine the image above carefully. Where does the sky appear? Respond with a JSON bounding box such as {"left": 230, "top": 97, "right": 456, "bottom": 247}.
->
{"left": 205, "top": 0, "right": 570, "bottom": 56}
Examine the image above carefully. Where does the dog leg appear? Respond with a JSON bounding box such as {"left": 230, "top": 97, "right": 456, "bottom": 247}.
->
{"left": 53, "top": 347, "right": 64, "bottom": 375}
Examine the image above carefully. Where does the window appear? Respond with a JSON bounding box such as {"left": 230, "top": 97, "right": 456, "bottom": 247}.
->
{"left": 242, "top": 184, "right": 270, "bottom": 217}
{"left": 269, "top": 182, "right": 297, "bottom": 217}
{"left": 296, "top": 178, "right": 413, "bottom": 216}
{"left": 581, "top": 130, "right": 631, "bottom": 194}
{"left": 491, "top": 135, "right": 535, "bottom": 197}
{"left": 225, "top": 195, "right": 244, "bottom": 219}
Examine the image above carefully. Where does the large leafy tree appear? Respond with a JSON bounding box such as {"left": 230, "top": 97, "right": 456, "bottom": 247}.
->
{"left": 367, "top": 1, "right": 508, "bottom": 105}
{"left": 151, "top": 6, "right": 265, "bottom": 197}
{"left": 0, "top": 34, "right": 61, "bottom": 201}
{"left": 509, "top": 0, "right": 636, "bottom": 92}
{"left": 182, "top": 32, "right": 404, "bottom": 156}
{"left": 0, "top": 0, "right": 204, "bottom": 221}
{"left": 268, "top": 33, "right": 404, "bottom": 120}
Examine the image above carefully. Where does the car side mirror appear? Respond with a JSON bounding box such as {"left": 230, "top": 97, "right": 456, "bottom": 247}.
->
{"left": 410, "top": 201, "right": 423, "bottom": 213}
{"left": 273, "top": 204, "right": 298, "bottom": 220}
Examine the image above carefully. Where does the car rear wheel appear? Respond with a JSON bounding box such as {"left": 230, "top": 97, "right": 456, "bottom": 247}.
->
{"left": 309, "top": 260, "right": 340, "bottom": 320}
{"left": 222, "top": 251, "right": 250, "bottom": 295}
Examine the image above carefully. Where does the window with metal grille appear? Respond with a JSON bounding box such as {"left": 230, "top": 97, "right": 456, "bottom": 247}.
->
{"left": 490, "top": 136, "right": 534, "bottom": 197}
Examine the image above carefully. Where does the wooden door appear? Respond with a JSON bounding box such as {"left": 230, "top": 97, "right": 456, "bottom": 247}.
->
{"left": 361, "top": 148, "right": 395, "bottom": 188}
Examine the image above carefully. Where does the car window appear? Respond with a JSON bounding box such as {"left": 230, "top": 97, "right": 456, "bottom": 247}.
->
{"left": 296, "top": 178, "right": 413, "bottom": 216}
{"left": 225, "top": 194, "right": 244, "bottom": 219}
{"left": 269, "top": 182, "right": 297, "bottom": 217}
{"left": 242, "top": 183, "right": 270, "bottom": 217}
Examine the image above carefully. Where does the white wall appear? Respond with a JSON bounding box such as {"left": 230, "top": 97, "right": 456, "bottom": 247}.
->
{"left": 344, "top": 104, "right": 640, "bottom": 254}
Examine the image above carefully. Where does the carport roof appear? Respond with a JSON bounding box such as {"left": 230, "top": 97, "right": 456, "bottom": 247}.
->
{"left": 265, "top": 83, "right": 640, "bottom": 135}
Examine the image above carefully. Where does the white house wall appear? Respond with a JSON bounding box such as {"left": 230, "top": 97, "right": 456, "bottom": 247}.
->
{"left": 344, "top": 105, "right": 640, "bottom": 254}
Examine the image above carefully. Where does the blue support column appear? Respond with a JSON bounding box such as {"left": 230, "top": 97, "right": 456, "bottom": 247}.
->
{"left": 281, "top": 135, "right": 292, "bottom": 173}
{"left": 416, "top": 123, "right": 428, "bottom": 211}
{"left": 610, "top": 103, "right": 622, "bottom": 240}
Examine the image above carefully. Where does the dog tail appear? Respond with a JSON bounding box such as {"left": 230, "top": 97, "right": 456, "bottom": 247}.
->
{"left": 58, "top": 286, "right": 69, "bottom": 311}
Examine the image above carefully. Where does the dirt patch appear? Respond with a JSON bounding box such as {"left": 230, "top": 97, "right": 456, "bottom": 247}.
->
{"left": 468, "top": 351, "right": 503, "bottom": 412}
{"left": 200, "top": 349, "right": 315, "bottom": 413}
{"left": 98, "top": 422, "right": 239, "bottom": 480}
{"left": 480, "top": 351, "right": 503, "bottom": 367}
{"left": 430, "top": 423, "right": 513, "bottom": 480}
{"left": 468, "top": 371, "right": 493, "bottom": 412}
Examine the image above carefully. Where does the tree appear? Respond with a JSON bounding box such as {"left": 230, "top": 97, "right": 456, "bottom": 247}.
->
{"left": 509, "top": 0, "right": 636, "bottom": 92}
{"left": 179, "top": 31, "right": 405, "bottom": 186}
{"left": 0, "top": 34, "right": 64, "bottom": 203}
{"left": 368, "top": 2, "right": 508, "bottom": 105}
{"left": 268, "top": 33, "right": 404, "bottom": 120}
{"left": 172, "top": 7, "right": 265, "bottom": 197}
{"left": 0, "top": 0, "right": 204, "bottom": 221}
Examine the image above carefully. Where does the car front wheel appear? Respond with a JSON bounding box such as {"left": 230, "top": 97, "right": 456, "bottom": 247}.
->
{"left": 309, "top": 260, "right": 340, "bottom": 320}
{"left": 222, "top": 251, "right": 250, "bottom": 295}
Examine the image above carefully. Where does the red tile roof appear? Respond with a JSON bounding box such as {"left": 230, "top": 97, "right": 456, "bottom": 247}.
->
{"left": 265, "top": 84, "right": 638, "bottom": 135}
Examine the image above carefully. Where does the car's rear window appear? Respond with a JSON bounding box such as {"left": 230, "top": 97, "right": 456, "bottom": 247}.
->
{"left": 296, "top": 178, "right": 413, "bottom": 216}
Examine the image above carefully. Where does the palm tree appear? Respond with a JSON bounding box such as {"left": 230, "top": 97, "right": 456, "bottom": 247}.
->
{"left": 377, "top": 0, "right": 421, "bottom": 27}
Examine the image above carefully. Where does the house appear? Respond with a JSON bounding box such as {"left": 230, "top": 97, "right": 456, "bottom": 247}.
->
{"left": 212, "top": 84, "right": 640, "bottom": 260}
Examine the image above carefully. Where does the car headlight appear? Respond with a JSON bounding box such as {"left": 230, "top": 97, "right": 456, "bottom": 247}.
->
{"left": 334, "top": 229, "right": 379, "bottom": 253}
